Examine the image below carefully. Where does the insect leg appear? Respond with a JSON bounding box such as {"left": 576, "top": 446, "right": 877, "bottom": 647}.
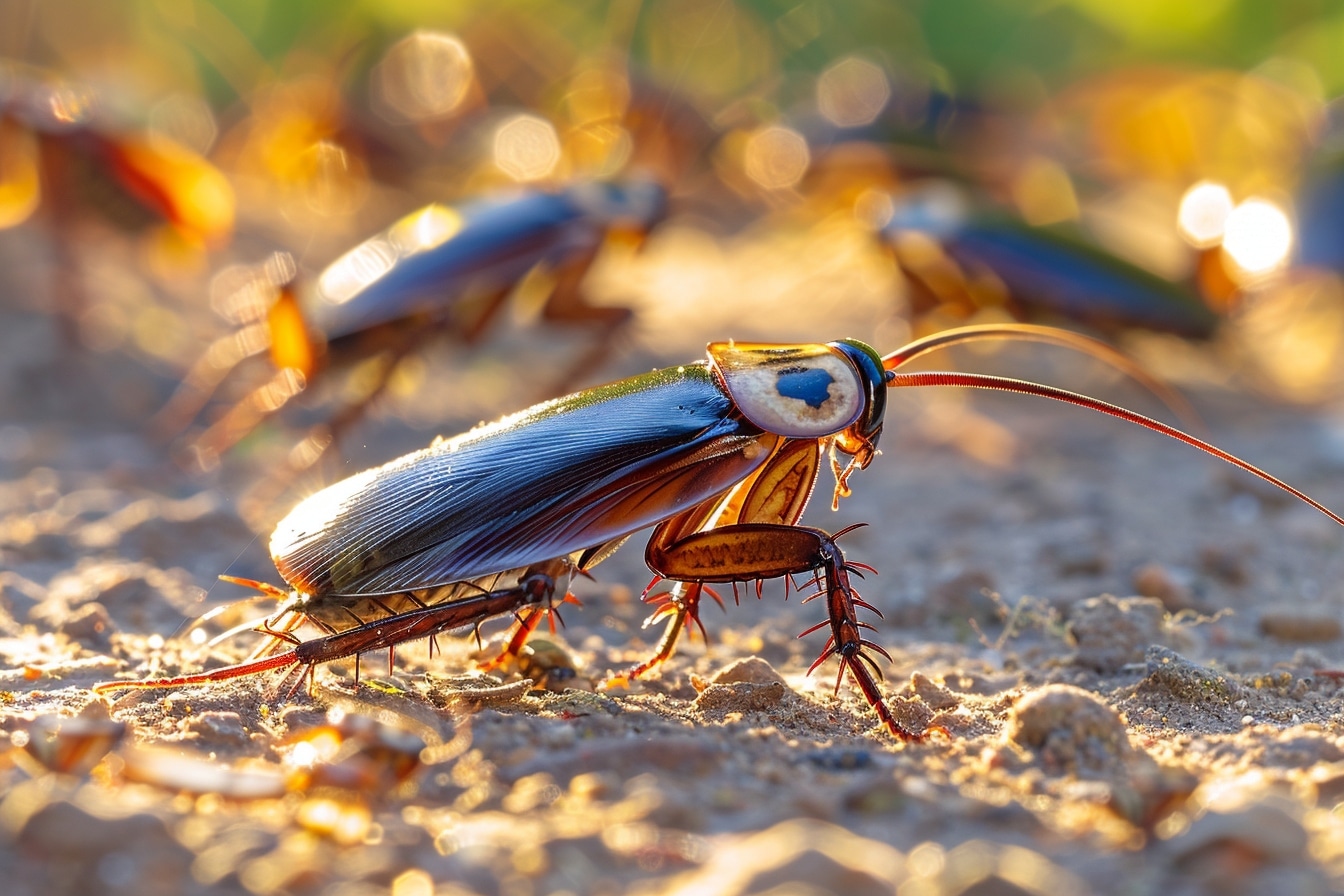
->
{"left": 94, "top": 571, "right": 558, "bottom": 693}
{"left": 620, "top": 440, "right": 821, "bottom": 678}
{"left": 538, "top": 242, "right": 633, "bottom": 391}
{"left": 476, "top": 605, "right": 547, "bottom": 673}
{"left": 642, "top": 521, "right": 929, "bottom": 740}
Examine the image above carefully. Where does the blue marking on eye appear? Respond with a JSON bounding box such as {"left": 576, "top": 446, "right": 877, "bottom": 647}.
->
{"left": 776, "top": 366, "right": 835, "bottom": 409}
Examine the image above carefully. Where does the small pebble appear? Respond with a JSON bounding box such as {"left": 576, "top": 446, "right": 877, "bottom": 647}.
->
{"left": 1132, "top": 563, "right": 1196, "bottom": 612}
{"left": 710, "top": 656, "right": 787, "bottom": 687}
{"left": 1067, "top": 595, "right": 1165, "bottom": 673}
{"left": 179, "top": 711, "right": 249, "bottom": 745}
{"left": 1258, "top": 605, "right": 1342, "bottom": 643}
{"left": 693, "top": 680, "right": 787, "bottom": 714}
{"left": 805, "top": 747, "right": 873, "bottom": 771}
{"left": 658, "top": 818, "right": 905, "bottom": 896}
{"left": 1199, "top": 544, "right": 1250, "bottom": 585}
{"left": 1042, "top": 538, "right": 1109, "bottom": 577}
{"left": 934, "top": 841, "right": 1091, "bottom": 896}
{"left": 1140, "top": 646, "right": 1241, "bottom": 704}
{"left": 56, "top": 602, "right": 114, "bottom": 646}
{"left": 909, "top": 672, "right": 961, "bottom": 710}
{"left": 1006, "top": 684, "right": 1131, "bottom": 773}
{"left": 1171, "top": 802, "right": 1308, "bottom": 867}
{"left": 930, "top": 569, "right": 1000, "bottom": 625}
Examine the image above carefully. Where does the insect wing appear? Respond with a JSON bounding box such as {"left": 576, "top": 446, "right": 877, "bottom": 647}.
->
{"left": 308, "top": 190, "right": 594, "bottom": 339}
{"left": 271, "top": 364, "right": 773, "bottom": 596}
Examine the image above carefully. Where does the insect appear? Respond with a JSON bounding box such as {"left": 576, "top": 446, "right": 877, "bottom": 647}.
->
{"left": 880, "top": 183, "right": 1218, "bottom": 337}
{"left": 0, "top": 65, "right": 233, "bottom": 244}
{"left": 0, "top": 64, "right": 234, "bottom": 332}
{"left": 156, "top": 178, "right": 667, "bottom": 470}
{"left": 96, "top": 323, "right": 1344, "bottom": 740}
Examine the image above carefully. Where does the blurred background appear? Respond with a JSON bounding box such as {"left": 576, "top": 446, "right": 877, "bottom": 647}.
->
{"left": 5, "top": 0, "right": 1344, "bottom": 505}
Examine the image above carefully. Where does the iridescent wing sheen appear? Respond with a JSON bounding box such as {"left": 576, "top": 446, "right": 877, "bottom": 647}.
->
{"left": 306, "top": 190, "right": 592, "bottom": 340}
{"left": 271, "top": 363, "right": 776, "bottom": 596}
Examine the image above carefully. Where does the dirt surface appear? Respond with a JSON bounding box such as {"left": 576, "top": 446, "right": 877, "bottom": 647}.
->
{"left": 4, "top": 219, "right": 1344, "bottom": 896}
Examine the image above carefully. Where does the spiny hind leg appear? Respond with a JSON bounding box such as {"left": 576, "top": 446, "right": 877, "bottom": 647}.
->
{"left": 626, "top": 520, "right": 935, "bottom": 740}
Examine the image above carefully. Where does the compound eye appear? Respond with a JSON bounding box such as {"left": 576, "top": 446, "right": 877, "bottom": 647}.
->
{"left": 708, "top": 341, "right": 864, "bottom": 438}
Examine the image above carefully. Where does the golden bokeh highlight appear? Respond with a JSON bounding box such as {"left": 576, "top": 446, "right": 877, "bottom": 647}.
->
{"left": 1177, "top": 180, "right": 1234, "bottom": 248}
{"left": 147, "top": 93, "right": 219, "bottom": 156}
{"left": 0, "top": 120, "right": 41, "bottom": 229}
{"left": 375, "top": 31, "right": 475, "bottom": 122}
{"left": 743, "top": 125, "right": 810, "bottom": 191}
{"left": 562, "top": 67, "right": 634, "bottom": 176}
{"left": 494, "top": 114, "right": 562, "bottom": 182}
{"left": 817, "top": 56, "right": 891, "bottom": 128}
{"left": 1011, "top": 157, "right": 1080, "bottom": 226}
{"left": 1046, "top": 67, "right": 1320, "bottom": 191}
{"left": 292, "top": 140, "right": 366, "bottom": 219}
{"left": 1222, "top": 197, "right": 1293, "bottom": 277}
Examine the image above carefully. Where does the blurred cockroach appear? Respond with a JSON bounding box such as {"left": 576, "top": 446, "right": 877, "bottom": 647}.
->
{"left": 156, "top": 178, "right": 667, "bottom": 469}
{"left": 0, "top": 65, "right": 233, "bottom": 244}
{"left": 879, "top": 183, "right": 1218, "bottom": 337}
{"left": 97, "top": 323, "right": 1344, "bottom": 740}
{"left": 0, "top": 64, "right": 233, "bottom": 330}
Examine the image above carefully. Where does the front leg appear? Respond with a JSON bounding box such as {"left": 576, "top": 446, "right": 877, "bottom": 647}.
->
{"left": 641, "top": 521, "right": 930, "bottom": 741}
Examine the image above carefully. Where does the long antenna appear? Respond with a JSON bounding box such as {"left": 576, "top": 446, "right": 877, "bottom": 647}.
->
{"left": 882, "top": 322, "right": 1203, "bottom": 434}
{"left": 886, "top": 369, "right": 1344, "bottom": 529}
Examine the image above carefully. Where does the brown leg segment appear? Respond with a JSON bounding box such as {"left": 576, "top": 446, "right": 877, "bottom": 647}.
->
{"left": 94, "top": 572, "right": 558, "bottom": 694}
{"left": 644, "top": 519, "right": 930, "bottom": 741}
{"left": 539, "top": 243, "right": 633, "bottom": 391}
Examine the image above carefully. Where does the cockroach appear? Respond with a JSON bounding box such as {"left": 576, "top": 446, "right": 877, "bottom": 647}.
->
{"left": 96, "top": 323, "right": 1344, "bottom": 740}
{"left": 157, "top": 179, "right": 667, "bottom": 468}
{"left": 880, "top": 183, "right": 1218, "bottom": 338}
{"left": 0, "top": 64, "right": 234, "bottom": 245}
{"left": 1, "top": 64, "right": 234, "bottom": 336}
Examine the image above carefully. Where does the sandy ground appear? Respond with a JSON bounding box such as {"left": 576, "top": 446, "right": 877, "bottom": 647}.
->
{"left": 4, "top": 218, "right": 1344, "bottom": 896}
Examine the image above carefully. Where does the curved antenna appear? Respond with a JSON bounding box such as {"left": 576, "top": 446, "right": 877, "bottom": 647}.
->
{"left": 887, "top": 370, "right": 1344, "bottom": 529}
{"left": 881, "top": 323, "right": 1203, "bottom": 435}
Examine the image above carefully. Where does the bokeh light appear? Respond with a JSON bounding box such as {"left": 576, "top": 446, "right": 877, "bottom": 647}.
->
{"left": 817, "top": 56, "right": 891, "bottom": 128}
{"left": 0, "top": 121, "right": 41, "bottom": 228}
{"left": 374, "top": 32, "right": 475, "bottom": 123}
{"left": 1011, "top": 157, "right": 1079, "bottom": 226}
{"left": 292, "top": 140, "right": 364, "bottom": 219}
{"left": 147, "top": 93, "right": 218, "bottom": 155}
{"left": 1222, "top": 197, "right": 1293, "bottom": 276}
{"left": 1177, "top": 180, "right": 1234, "bottom": 248}
{"left": 562, "top": 67, "right": 634, "bottom": 176}
{"left": 494, "top": 114, "right": 561, "bottom": 182}
{"left": 743, "top": 125, "right": 810, "bottom": 191}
